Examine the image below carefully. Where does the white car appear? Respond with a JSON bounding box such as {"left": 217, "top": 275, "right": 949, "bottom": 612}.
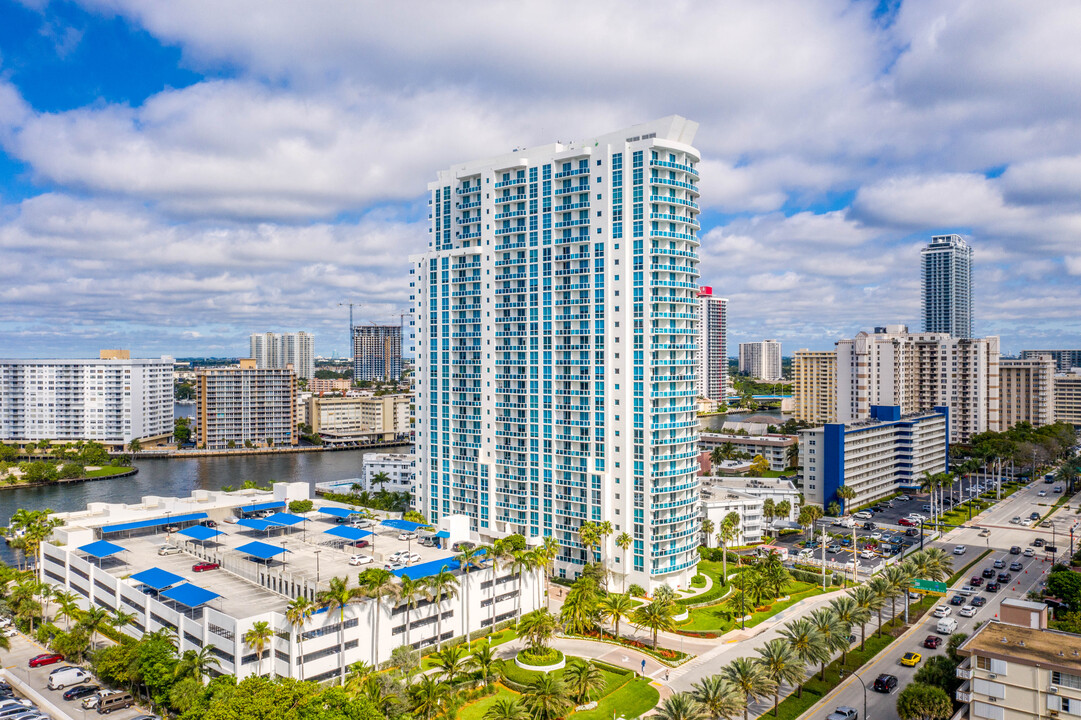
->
{"left": 798, "top": 549, "right": 814, "bottom": 559}
{"left": 1024, "top": 548, "right": 1036, "bottom": 557}
{"left": 348, "top": 555, "right": 373, "bottom": 566}
{"left": 1021, "top": 519, "right": 1034, "bottom": 527}
{"left": 398, "top": 532, "right": 419, "bottom": 541}
{"left": 953, "top": 545, "right": 967, "bottom": 555}
{"left": 898, "top": 495, "right": 911, "bottom": 502}
{"left": 853, "top": 511, "right": 873, "bottom": 520}
{"left": 870, "top": 532, "right": 883, "bottom": 540}
{"left": 860, "top": 550, "right": 876, "bottom": 559}
{"left": 1, "top": 627, "right": 16, "bottom": 638}
{"left": 959, "top": 605, "right": 977, "bottom": 618}
{"left": 1038, "top": 490, "right": 1048, "bottom": 497}
{"left": 933, "top": 605, "right": 952, "bottom": 618}
{"left": 224, "top": 516, "right": 239, "bottom": 524}
{"left": 907, "top": 514, "right": 927, "bottom": 522}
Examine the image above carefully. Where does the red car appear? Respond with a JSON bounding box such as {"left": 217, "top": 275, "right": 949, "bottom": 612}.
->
{"left": 192, "top": 562, "right": 220, "bottom": 572}
{"left": 970, "top": 577, "right": 983, "bottom": 586}
{"left": 923, "top": 635, "right": 942, "bottom": 649}
{"left": 898, "top": 518, "right": 916, "bottom": 527}
{"left": 28, "top": 653, "right": 63, "bottom": 668}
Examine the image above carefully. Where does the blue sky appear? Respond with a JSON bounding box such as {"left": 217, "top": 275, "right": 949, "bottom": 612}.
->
{"left": 1, "top": 0, "right": 1080, "bottom": 359}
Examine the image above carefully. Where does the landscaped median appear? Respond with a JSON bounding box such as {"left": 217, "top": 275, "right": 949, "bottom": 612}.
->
{"left": 676, "top": 579, "right": 831, "bottom": 637}
{"left": 947, "top": 548, "right": 993, "bottom": 586}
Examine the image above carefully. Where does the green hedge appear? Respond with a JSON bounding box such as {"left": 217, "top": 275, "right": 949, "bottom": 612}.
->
{"left": 517, "top": 648, "right": 564, "bottom": 666}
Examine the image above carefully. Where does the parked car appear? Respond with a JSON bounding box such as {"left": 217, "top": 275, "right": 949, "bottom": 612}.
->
{"left": 97, "top": 691, "right": 134, "bottom": 714}
{"left": 827, "top": 545, "right": 842, "bottom": 554}
{"left": 384, "top": 562, "right": 405, "bottom": 571}
{"left": 63, "top": 685, "right": 101, "bottom": 701}
{"left": 853, "top": 511, "right": 873, "bottom": 520}
{"left": 959, "top": 605, "right": 977, "bottom": 618}
{"left": 47, "top": 666, "right": 91, "bottom": 690}
{"left": 905, "top": 528, "right": 920, "bottom": 537}
{"left": 28, "top": 653, "right": 64, "bottom": 668}
{"left": 349, "top": 555, "right": 374, "bottom": 566}
{"left": 923, "top": 635, "right": 942, "bottom": 649}
{"left": 157, "top": 545, "right": 180, "bottom": 556}
{"left": 350, "top": 540, "right": 370, "bottom": 549}
{"left": 860, "top": 550, "right": 876, "bottom": 559}
{"left": 0, "top": 627, "right": 16, "bottom": 638}
{"left": 898, "top": 518, "right": 916, "bottom": 527}
{"left": 201, "top": 519, "right": 217, "bottom": 528}
{"left": 1054, "top": 486, "right": 1063, "bottom": 493}
{"left": 192, "top": 562, "right": 220, "bottom": 572}
{"left": 163, "top": 525, "right": 179, "bottom": 533}
{"left": 1031, "top": 512, "right": 1042, "bottom": 521}
{"left": 397, "top": 532, "right": 418, "bottom": 541}
{"left": 873, "top": 674, "right": 898, "bottom": 693}
{"left": 953, "top": 545, "right": 967, "bottom": 555}
{"left": 898, "top": 495, "right": 911, "bottom": 501}
{"left": 900, "top": 652, "right": 922, "bottom": 667}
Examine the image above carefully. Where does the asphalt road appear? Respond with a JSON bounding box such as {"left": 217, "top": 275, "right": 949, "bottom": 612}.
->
{"left": 811, "top": 477, "right": 1079, "bottom": 720}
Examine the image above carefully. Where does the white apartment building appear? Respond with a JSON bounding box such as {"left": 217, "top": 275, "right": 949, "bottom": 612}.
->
{"left": 249, "top": 332, "right": 315, "bottom": 380}
{"left": 1055, "top": 372, "right": 1081, "bottom": 428}
{"left": 361, "top": 453, "right": 415, "bottom": 494}
{"left": 1000, "top": 355, "right": 1055, "bottom": 429}
{"left": 410, "top": 116, "right": 702, "bottom": 590}
{"left": 197, "top": 359, "right": 297, "bottom": 449}
{"left": 922, "top": 233, "right": 973, "bottom": 339}
{"left": 739, "top": 340, "right": 783, "bottom": 381}
{"left": 0, "top": 351, "right": 173, "bottom": 449}
{"left": 799, "top": 405, "right": 948, "bottom": 511}
{"left": 792, "top": 349, "right": 837, "bottom": 424}
{"left": 696, "top": 286, "right": 729, "bottom": 402}
{"left": 699, "top": 477, "right": 799, "bottom": 545}
{"left": 308, "top": 394, "right": 411, "bottom": 444}
{"left": 835, "top": 325, "right": 1000, "bottom": 443}
{"left": 1020, "top": 349, "right": 1081, "bottom": 374}
{"left": 698, "top": 432, "right": 796, "bottom": 472}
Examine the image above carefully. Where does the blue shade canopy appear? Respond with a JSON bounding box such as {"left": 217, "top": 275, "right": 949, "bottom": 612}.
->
{"left": 391, "top": 557, "right": 455, "bottom": 580}
{"left": 323, "top": 526, "right": 373, "bottom": 541}
{"left": 381, "top": 519, "right": 430, "bottom": 531}
{"left": 78, "top": 540, "right": 125, "bottom": 558}
{"left": 100, "top": 512, "right": 208, "bottom": 534}
{"left": 237, "top": 518, "right": 279, "bottom": 532}
{"left": 238, "top": 501, "right": 285, "bottom": 514}
{"left": 177, "top": 525, "right": 223, "bottom": 541}
{"left": 130, "top": 567, "right": 186, "bottom": 590}
{"left": 160, "top": 583, "right": 220, "bottom": 608}
{"left": 264, "top": 512, "right": 305, "bottom": 526}
{"left": 318, "top": 506, "right": 362, "bottom": 518}
{"left": 434, "top": 530, "right": 450, "bottom": 539}
{"left": 235, "top": 541, "right": 289, "bottom": 560}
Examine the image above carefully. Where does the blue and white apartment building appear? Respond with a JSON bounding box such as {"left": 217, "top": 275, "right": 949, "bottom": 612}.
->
{"left": 410, "top": 116, "right": 703, "bottom": 591}
{"left": 799, "top": 405, "right": 949, "bottom": 511}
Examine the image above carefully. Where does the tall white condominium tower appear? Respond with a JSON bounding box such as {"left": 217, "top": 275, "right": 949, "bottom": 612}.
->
{"left": 410, "top": 116, "right": 702, "bottom": 590}
{"left": 739, "top": 340, "right": 783, "bottom": 381}
{"left": 248, "top": 332, "right": 315, "bottom": 380}
{"left": 696, "top": 286, "right": 728, "bottom": 401}
{"left": 353, "top": 325, "right": 402, "bottom": 383}
{"left": 921, "top": 234, "right": 973, "bottom": 339}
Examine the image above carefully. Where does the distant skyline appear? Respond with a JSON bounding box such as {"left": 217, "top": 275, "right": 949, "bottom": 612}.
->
{"left": 1, "top": 1, "right": 1080, "bottom": 358}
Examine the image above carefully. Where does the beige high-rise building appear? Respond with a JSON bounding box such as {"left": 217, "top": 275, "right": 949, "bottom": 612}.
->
{"left": 792, "top": 350, "right": 837, "bottom": 424}
{"left": 1055, "top": 372, "right": 1081, "bottom": 428}
{"left": 1000, "top": 355, "right": 1055, "bottom": 429}
{"left": 739, "top": 340, "right": 783, "bottom": 381}
{"left": 307, "top": 394, "right": 411, "bottom": 443}
{"left": 197, "top": 359, "right": 297, "bottom": 449}
{"left": 835, "top": 325, "right": 1000, "bottom": 443}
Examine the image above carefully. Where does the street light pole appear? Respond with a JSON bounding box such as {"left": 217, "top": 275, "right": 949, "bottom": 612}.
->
{"left": 841, "top": 668, "right": 870, "bottom": 720}
{"left": 314, "top": 550, "right": 321, "bottom": 585}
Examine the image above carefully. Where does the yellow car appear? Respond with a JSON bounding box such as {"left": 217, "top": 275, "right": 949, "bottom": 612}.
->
{"left": 900, "top": 652, "right": 922, "bottom": 667}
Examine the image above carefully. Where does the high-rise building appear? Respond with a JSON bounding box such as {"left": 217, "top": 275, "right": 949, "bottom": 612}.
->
{"left": 410, "top": 116, "right": 702, "bottom": 590}
{"left": 1055, "top": 372, "right": 1081, "bottom": 428}
{"left": 1020, "top": 349, "right": 1081, "bottom": 374}
{"left": 248, "top": 332, "right": 315, "bottom": 380}
{"left": 1000, "top": 355, "right": 1055, "bottom": 429}
{"left": 0, "top": 351, "right": 173, "bottom": 449}
{"left": 307, "top": 394, "right": 411, "bottom": 444}
{"left": 921, "top": 234, "right": 973, "bottom": 338}
{"left": 353, "top": 325, "right": 402, "bottom": 383}
{"left": 696, "top": 286, "right": 728, "bottom": 402}
{"left": 197, "top": 359, "right": 297, "bottom": 449}
{"left": 738, "top": 340, "right": 782, "bottom": 381}
{"left": 792, "top": 349, "right": 837, "bottom": 424}
{"left": 835, "top": 325, "right": 1000, "bottom": 443}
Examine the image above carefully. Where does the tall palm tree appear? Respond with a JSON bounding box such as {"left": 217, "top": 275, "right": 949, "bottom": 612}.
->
{"left": 721, "top": 511, "right": 741, "bottom": 575}
{"left": 408, "top": 675, "right": 450, "bottom": 720}
{"left": 881, "top": 565, "right": 909, "bottom": 628}
{"left": 827, "top": 595, "right": 866, "bottom": 665}
{"left": 807, "top": 607, "right": 846, "bottom": 680}
{"left": 835, "top": 486, "right": 856, "bottom": 515}
{"left": 655, "top": 693, "right": 707, "bottom": 720}
{"left": 721, "top": 656, "right": 777, "bottom": 720}
{"left": 432, "top": 644, "right": 469, "bottom": 684}
{"left": 397, "top": 574, "right": 424, "bottom": 649}
{"left": 615, "top": 532, "right": 633, "bottom": 591}
{"left": 55, "top": 591, "right": 79, "bottom": 631}
{"left": 284, "top": 596, "right": 314, "bottom": 681}
{"left": 578, "top": 522, "right": 599, "bottom": 565}
{"left": 484, "top": 698, "right": 529, "bottom": 720}
{"left": 454, "top": 546, "right": 484, "bottom": 649}
{"left": 469, "top": 641, "right": 498, "bottom": 686}
{"left": 80, "top": 606, "right": 109, "bottom": 650}
{"left": 597, "top": 520, "right": 614, "bottom": 579}
{"left": 598, "top": 592, "right": 635, "bottom": 640}
{"left": 518, "top": 609, "right": 559, "bottom": 652}
{"left": 632, "top": 598, "right": 676, "bottom": 650}
{"left": 360, "top": 567, "right": 398, "bottom": 665}
{"left": 701, "top": 519, "right": 715, "bottom": 549}
{"left": 175, "top": 646, "right": 221, "bottom": 684}
{"left": 691, "top": 675, "right": 742, "bottom": 719}
{"left": 868, "top": 576, "right": 891, "bottom": 638}
{"left": 849, "top": 585, "right": 881, "bottom": 650}
{"left": 511, "top": 550, "right": 534, "bottom": 622}
{"left": 242, "top": 620, "right": 274, "bottom": 678}
{"left": 540, "top": 536, "right": 560, "bottom": 610}
{"left": 778, "top": 618, "right": 827, "bottom": 699}
{"left": 563, "top": 659, "right": 606, "bottom": 704}
{"left": 522, "top": 674, "right": 572, "bottom": 720}
{"left": 425, "top": 569, "right": 459, "bottom": 650}
{"left": 317, "top": 575, "right": 363, "bottom": 685}
{"left": 756, "top": 638, "right": 807, "bottom": 716}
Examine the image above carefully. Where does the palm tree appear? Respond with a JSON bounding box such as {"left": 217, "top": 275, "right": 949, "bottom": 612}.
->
{"left": 484, "top": 698, "right": 529, "bottom": 720}
{"left": 691, "top": 675, "right": 742, "bottom": 719}
{"left": 779, "top": 618, "right": 828, "bottom": 699}
{"left": 849, "top": 585, "right": 881, "bottom": 651}
{"left": 540, "top": 536, "right": 560, "bottom": 610}
{"left": 615, "top": 532, "right": 633, "bottom": 591}
{"left": 425, "top": 569, "right": 459, "bottom": 650}
{"left": 242, "top": 620, "right": 274, "bottom": 678}
{"left": 807, "top": 607, "right": 847, "bottom": 680}
{"left": 284, "top": 596, "right": 314, "bottom": 681}
{"left": 701, "top": 518, "right": 715, "bottom": 549}
{"left": 359, "top": 567, "right": 398, "bottom": 664}
{"left": 397, "top": 575, "right": 424, "bottom": 649}
{"left": 881, "top": 565, "right": 909, "bottom": 629}
{"left": 835, "top": 486, "right": 856, "bottom": 515}
{"left": 563, "top": 659, "right": 606, "bottom": 704}
{"left": 722, "top": 656, "right": 777, "bottom": 720}
{"left": 522, "top": 674, "right": 572, "bottom": 720}
{"left": 868, "top": 576, "right": 891, "bottom": 638}
{"left": 578, "top": 521, "right": 599, "bottom": 564}
{"left": 632, "top": 598, "right": 676, "bottom": 650}
{"left": 655, "top": 692, "right": 707, "bottom": 720}
{"left": 756, "top": 638, "right": 807, "bottom": 716}
{"left": 55, "top": 591, "right": 79, "bottom": 631}
{"left": 785, "top": 441, "right": 799, "bottom": 470}
{"left": 454, "top": 546, "right": 484, "bottom": 649}
{"left": 598, "top": 592, "right": 635, "bottom": 640}
{"left": 762, "top": 499, "right": 776, "bottom": 539}
{"left": 799, "top": 504, "right": 823, "bottom": 534}
{"left": 317, "top": 575, "right": 363, "bottom": 685}
{"left": 597, "top": 520, "right": 614, "bottom": 577}
{"left": 719, "top": 513, "right": 740, "bottom": 579}
{"left": 511, "top": 550, "right": 535, "bottom": 621}
{"left": 518, "top": 608, "right": 558, "bottom": 652}
{"left": 80, "top": 606, "right": 109, "bottom": 650}
{"left": 827, "top": 595, "right": 866, "bottom": 665}
{"left": 409, "top": 675, "right": 450, "bottom": 720}
{"left": 432, "top": 644, "right": 469, "bottom": 684}
{"left": 175, "top": 646, "right": 221, "bottom": 684}
{"left": 469, "top": 641, "right": 498, "bottom": 686}
{"left": 710, "top": 446, "right": 725, "bottom": 468}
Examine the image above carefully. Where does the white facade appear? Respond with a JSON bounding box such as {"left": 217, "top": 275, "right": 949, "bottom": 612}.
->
{"left": 921, "top": 234, "right": 973, "bottom": 339}
{"left": 739, "top": 340, "right": 783, "bottom": 381}
{"left": 700, "top": 476, "right": 800, "bottom": 545}
{"left": 699, "top": 432, "right": 796, "bottom": 472}
{"left": 696, "top": 287, "right": 728, "bottom": 402}
{"left": 0, "top": 355, "right": 173, "bottom": 446}
{"left": 249, "top": 332, "right": 315, "bottom": 380}
{"left": 835, "top": 325, "right": 1000, "bottom": 443}
{"left": 362, "top": 453, "right": 416, "bottom": 494}
{"left": 700, "top": 490, "right": 764, "bottom": 546}
{"left": 411, "top": 116, "right": 702, "bottom": 591}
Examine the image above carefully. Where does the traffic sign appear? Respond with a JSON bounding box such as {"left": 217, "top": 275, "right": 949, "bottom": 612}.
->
{"left": 910, "top": 579, "right": 947, "bottom": 595}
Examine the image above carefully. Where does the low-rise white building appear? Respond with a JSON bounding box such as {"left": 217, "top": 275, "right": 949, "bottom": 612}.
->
{"left": 699, "top": 476, "right": 800, "bottom": 546}
{"left": 361, "top": 453, "right": 419, "bottom": 509}
{"left": 699, "top": 432, "right": 797, "bottom": 472}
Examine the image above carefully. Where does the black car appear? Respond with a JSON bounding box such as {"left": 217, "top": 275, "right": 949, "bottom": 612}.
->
{"left": 1031, "top": 512, "right": 1041, "bottom": 521}
{"left": 1010, "top": 546, "right": 1022, "bottom": 555}
{"left": 1034, "top": 538, "right": 1046, "bottom": 547}
{"left": 982, "top": 568, "right": 996, "bottom": 578}
{"left": 986, "top": 582, "right": 1000, "bottom": 592}
{"left": 863, "top": 522, "right": 876, "bottom": 530}
{"left": 1047, "top": 545, "right": 1060, "bottom": 554}
{"left": 1010, "top": 562, "right": 1024, "bottom": 571}
{"left": 972, "top": 596, "right": 987, "bottom": 607}
{"left": 950, "top": 595, "right": 966, "bottom": 606}
{"left": 998, "top": 572, "right": 1012, "bottom": 583}
{"left": 873, "top": 674, "right": 899, "bottom": 693}
{"left": 906, "top": 528, "right": 920, "bottom": 537}
{"left": 62, "top": 685, "right": 100, "bottom": 701}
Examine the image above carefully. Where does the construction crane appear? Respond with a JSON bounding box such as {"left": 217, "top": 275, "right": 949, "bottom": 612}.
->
{"left": 339, "top": 302, "right": 363, "bottom": 365}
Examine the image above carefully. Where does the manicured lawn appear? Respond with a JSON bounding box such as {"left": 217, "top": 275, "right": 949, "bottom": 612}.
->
{"left": 458, "top": 685, "right": 518, "bottom": 720}
{"left": 679, "top": 579, "right": 828, "bottom": 634}
{"left": 84, "top": 466, "right": 130, "bottom": 477}
{"left": 675, "top": 559, "right": 730, "bottom": 606}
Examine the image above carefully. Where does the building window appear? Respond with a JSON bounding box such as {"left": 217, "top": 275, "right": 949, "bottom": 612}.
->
{"left": 1053, "top": 671, "right": 1081, "bottom": 690}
